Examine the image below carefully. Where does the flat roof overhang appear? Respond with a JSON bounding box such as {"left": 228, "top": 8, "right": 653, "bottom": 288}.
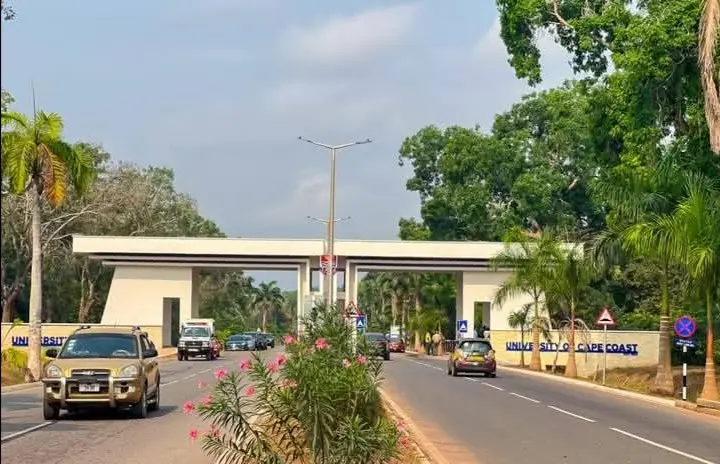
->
{"left": 72, "top": 235, "right": 509, "bottom": 261}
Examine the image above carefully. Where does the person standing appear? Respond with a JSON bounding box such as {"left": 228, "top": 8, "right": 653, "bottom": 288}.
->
{"left": 431, "top": 331, "right": 442, "bottom": 356}
{"left": 424, "top": 332, "right": 432, "bottom": 355}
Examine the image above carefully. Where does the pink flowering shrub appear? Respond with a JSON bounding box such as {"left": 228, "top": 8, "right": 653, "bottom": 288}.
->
{"left": 190, "top": 304, "right": 400, "bottom": 464}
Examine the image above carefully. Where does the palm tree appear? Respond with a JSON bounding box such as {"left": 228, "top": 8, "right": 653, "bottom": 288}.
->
{"left": 492, "top": 229, "right": 559, "bottom": 371}
{"left": 548, "top": 242, "right": 596, "bottom": 378}
{"left": 507, "top": 304, "right": 533, "bottom": 367}
{"left": 254, "top": 281, "right": 284, "bottom": 332}
{"left": 593, "top": 165, "right": 681, "bottom": 395}
{"left": 1, "top": 110, "right": 94, "bottom": 380}
{"left": 699, "top": 0, "right": 720, "bottom": 153}
{"left": 635, "top": 173, "right": 720, "bottom": 401}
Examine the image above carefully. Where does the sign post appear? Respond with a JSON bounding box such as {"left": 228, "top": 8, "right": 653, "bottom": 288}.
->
{"left": 596, "top": 307, "right": 616, "bottom": 385}
{"left": 319, "top": 255, "right": 337, "bottom": 275}
{"left": 673, "top": 315, "right": 697, "bottom": 401}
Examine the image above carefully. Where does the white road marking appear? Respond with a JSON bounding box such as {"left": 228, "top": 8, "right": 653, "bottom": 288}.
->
{"left": 200, "top": 368, "right": 213, "bottom": 373}
{"left": 509, "top": 392, "right": 540, "bottom": 404}
{"left": 161, "top": 379, "right": 179, "bottom": 387}
{"left": 609, "top": 427, "right": 717, "bottom": 464}
{"left": 0, "top": 421, "right": 53, "bottom": 443}
{"left": 547, "top": 405, "right": 596, "bottom": 423}
{"left": 481, "top": 382, "right": 505, "bottom": 391}
{"left": 182, "top": 374, "right": 196, "bottom": 381}
{"left": 464, "top": 377, "right": 479, "bottom": 382}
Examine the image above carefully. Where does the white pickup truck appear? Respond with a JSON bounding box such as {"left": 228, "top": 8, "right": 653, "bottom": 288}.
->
{"left": 177, "top": 319, "right": 217, "bottom": 361}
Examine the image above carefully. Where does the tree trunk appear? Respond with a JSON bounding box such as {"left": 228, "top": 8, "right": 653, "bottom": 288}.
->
{"left": 261, "top": 307, "right": 267, "bottom": 332}
{"left": 519, "top": 330, "right": 526, "bottom": 368}
{"left": 27, "top": 186, "right": 44, "bottom": 381}
{"left": 530, "top": 298, "right": 542, "bottom": 371}
{"left": 2, "top": 285, "right": 20, "bottom": 322}
{"left": 700, "top": 288, "right": 719, "bottom": 401}
{"left": 565, "top": 298, "right": 578, "bottom": 378}
{"left": 651, "top": 262, "right": 675, "bottom": 395}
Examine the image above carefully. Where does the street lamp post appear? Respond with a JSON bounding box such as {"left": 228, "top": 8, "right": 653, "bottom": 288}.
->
{"left": 298, "top": 136, "right": 372, "bottom": 307}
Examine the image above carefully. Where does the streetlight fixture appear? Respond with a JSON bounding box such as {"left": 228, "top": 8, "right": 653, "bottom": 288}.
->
{"left": 298, "top": 136, "right": 372, "bottom": 306}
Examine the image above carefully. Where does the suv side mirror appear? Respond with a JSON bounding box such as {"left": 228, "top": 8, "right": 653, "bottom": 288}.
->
{"left": 144, "top": 348, "right": 158, "bottom": 358}
{"left": 45, "top": 348, "right": 58, "bottom": 358}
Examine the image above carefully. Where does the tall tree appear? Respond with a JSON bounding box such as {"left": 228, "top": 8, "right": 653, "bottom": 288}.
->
{"left": 1, "top": 110, "right": 94, "bottom": 379}
{"left": 492, "top": 229, "right": 561, "bottom": 371}
{"left": 254, "top": 281, "right": 284, "bottom": 332}
{"left": 699, "top": 0, "right": 720, "bottom": 153}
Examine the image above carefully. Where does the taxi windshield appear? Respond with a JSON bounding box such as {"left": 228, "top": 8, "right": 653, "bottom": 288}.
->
{"left": 58, "top": 334, "right": 139, "bottom": 359}
{"left": 460, "top": 341, "right": 491, "bottom": 355}
{"left": 182, "top": 326, "right": 210, "bottom": 337}
{"left": 229, "top": 335, "right": 251, "bottom": 341}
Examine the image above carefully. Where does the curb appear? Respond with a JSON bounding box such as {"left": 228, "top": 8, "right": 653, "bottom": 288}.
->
{"left": 379, "top": 388, "right": 450, "bottom": 464}
{"left": 496, "top": 363, "right": 676, "bottom": 407}
{"left": 1, "top": 352, "right": 178, "bottom": 394}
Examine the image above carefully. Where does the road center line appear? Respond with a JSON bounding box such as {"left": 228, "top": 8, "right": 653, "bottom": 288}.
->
{"left": 547, "top": 405, "right": 596, "bottom": 422}
{"left": 609, "top": 427, "right": 717, "bottom": 464}
{"left": 464, "top": 377, "right": 479, "bottom": 382}
{"left": 481, "top": 382, "right": 505, "bottom": 391}
{"left": 0, "top": 421, "right": 53, "bottom": 443}
{"left": 182, "top": 374, "right": 196, "bottom": 380}
{"left": 509, "top": 392, "right": 540, "bottom": 403}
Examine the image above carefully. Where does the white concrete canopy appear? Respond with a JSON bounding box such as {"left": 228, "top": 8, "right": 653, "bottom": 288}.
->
{"left": 73, "top": 235, "right": 533, "bottom": 346}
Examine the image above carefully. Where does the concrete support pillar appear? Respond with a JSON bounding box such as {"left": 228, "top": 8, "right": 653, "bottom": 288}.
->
{"left": 345, "top": 261, "right": 358, "bottom": 306}
{"left": 101, "top": 265, "right": 198, "bottom": 347}
{"left": 455, "top": 272, "right": 474, "bottom": 340}
{"left": 296, "top": 261, "right": 311, "bottom": 335}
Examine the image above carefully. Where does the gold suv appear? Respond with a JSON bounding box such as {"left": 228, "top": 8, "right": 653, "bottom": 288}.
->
{"left": 41, "top": 326, "right": 160, "bottom": 420}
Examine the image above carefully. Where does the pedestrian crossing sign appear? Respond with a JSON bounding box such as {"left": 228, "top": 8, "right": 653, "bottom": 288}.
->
{"left": 457, "top": 320, "right": 468, "bottom": 333}
{"left": 356, "top": 315, "right": 366, "bottom": 331}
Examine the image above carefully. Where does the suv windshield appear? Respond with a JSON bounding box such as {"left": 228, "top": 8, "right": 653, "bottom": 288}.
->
{"left": 58, "top": 333, "right": 139, "bottom": 359}
{"left": 182, "top": 327, "right": 210, "bottom": 337}
{"left": 366, "top": 333, "right": 386, "bottom": 342}
{"left": 459, "top": 341, "right": 492, "bottom": 354}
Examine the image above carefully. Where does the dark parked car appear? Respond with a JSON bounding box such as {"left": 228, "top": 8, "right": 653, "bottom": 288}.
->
{"left": 243, "top": 332, "right": 267, "bottom": 350}
{"left": 261, "top": 333, "right": 275, "bottom": 348}
{"left": 363, "top": 332, "right": 390, "bottom": 361}
{"left": 225, "top": 334, "right": 256, "bottom": 351}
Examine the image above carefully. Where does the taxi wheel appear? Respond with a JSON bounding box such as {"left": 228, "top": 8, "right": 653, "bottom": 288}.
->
{"left": 43, "top": 396, "right": 59, "bottom": 421}
{"left": 451, "top": 363, "right": 458, "bottom": 377}
{"left": 487, "top": 373, "right": 497, "bottom": 378}
{"left": 446, "top": 365, "right": 451, "bottom": 376}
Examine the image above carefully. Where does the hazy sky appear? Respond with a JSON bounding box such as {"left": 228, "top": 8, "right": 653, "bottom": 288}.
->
{"left": 1, "top": 0, "right": 572, "bottom": 289}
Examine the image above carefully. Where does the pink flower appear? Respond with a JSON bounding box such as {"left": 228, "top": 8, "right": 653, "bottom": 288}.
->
{"left": 239, "top": 359, "right": 252, "bottom": 371}
{"left": 267, "top": 361, "right": 279, "bottom": 373}
{"left": 315, "top": 338, "right": 330, "bottom": 350}
{"left": 342, "top": 359, "right": 351, "bottom": 368}
{"left": 356, "top": 354, "right": 367, "bottom": 365}
{"left": 197, "top": 380, "right": 208, "bottom": 389}
{"left": 284, "top": 334, "right": 296, "bottom": 345}
{"left": 275, "top": 354, "right": 286, "bottom": 366}
{"left": 200, "top": 395, "right": 213, "bottom": 406}
{"left": 245, "top": 385, "right": 256, "bottom": 396}
{"left": 214, "top": 367, "right": 228, "bottom": 380}
{"left": 204, "top": 425, "right": 220, "bottom": 438}
{"left": 399, "top": 436, "right": 411, "bottom": 447}
{"left": 183, "top": 401, "right": 195, "bottom": 415}
{"left": 189, "top": 429, "right": 199, "bottom": 441}
{"left": 396, "top": 420, "right": 406, "bottom": 432}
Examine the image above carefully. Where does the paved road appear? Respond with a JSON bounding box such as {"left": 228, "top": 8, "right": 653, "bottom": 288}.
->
{"left": 1, "top": 350, "right": 277, "bottom": 464}
{"left": 383, "top": 353, "right": 720, "bottom": 464}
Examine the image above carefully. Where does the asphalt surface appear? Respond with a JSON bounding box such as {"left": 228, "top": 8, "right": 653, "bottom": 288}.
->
{"left": 382, "top": 353, "right": 720, "bottom": 464}
{"left": 1, "top": 350, "right": 278, "bottom": 464}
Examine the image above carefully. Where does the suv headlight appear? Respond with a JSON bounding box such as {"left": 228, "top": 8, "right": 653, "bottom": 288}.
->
{"left": 45, "top": 364, "right": 63, "bottom": 379}
{"left": 178, "top": 341, "right": 186, "bottom": 347}
{"left": 118, "top": 364, "right": 139, "bottom": 377}
{"left": 202, "top": 341, "right": 209, "bottom": 347}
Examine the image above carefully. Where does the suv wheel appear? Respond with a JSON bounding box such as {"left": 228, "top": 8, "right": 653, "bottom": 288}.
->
{"left": 383, "top": 352, "right": 390, "bottom": 361}
{"left": 177, "top": 353, "right": 183, "bottom": 361}
{"left": 148, "top": 382, "right": 160, "bottom": 412}
{"left": 42, "top": 396, "right": 59, "bottom": 421}
{"left": 132, "top": 388, "right": 148, "bottom": 419}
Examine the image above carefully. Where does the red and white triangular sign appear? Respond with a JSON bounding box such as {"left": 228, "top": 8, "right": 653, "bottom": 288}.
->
{"left": 596, "top": 307, "right": 616, "bottom": 326}
{"left": 346, "top": 301, "right": 359, "bottom": 316}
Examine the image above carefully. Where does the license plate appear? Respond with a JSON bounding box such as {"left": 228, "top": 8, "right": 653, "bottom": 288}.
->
{"left": 79, "top": 383, "right": 100, "bottom": 393}
{"left": 189, "top": 348, "right": 198, "bottom": 352}
{"left": 468, "top": 356, "right": 484, "bottom": 362}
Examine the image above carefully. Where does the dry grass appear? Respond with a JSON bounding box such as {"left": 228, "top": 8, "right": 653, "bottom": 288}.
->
{"left": 1, "top": 362, "right": 26, "bottom": 386}
{"left": 509, "top": 363, "right": 720, "bottom": 402}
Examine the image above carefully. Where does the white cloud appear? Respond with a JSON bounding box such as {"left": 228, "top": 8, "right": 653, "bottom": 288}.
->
{"left": 279, "top": 3, "right": 421, "bottom": 68}
{"left": 260, "top": 170, "right": 337, "bottom": 222}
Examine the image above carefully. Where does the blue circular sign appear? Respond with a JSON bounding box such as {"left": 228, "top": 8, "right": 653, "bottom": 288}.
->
{"left": 674, "top": 315, "right": 697, "bottom": 338}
